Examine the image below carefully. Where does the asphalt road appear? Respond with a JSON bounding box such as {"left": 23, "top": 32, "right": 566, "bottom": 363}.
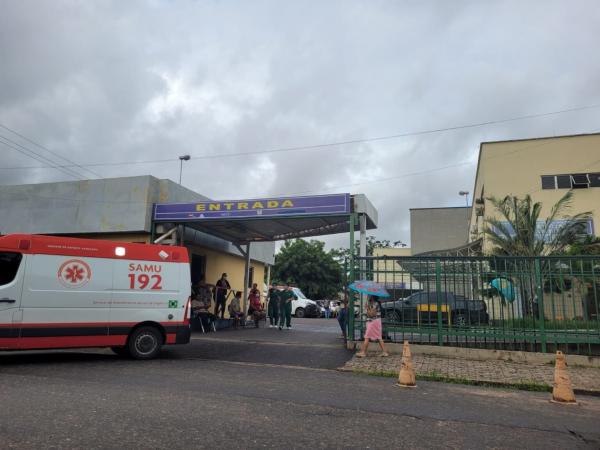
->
{"left": 1, "top": 318, "right": 600, "bottom": 449}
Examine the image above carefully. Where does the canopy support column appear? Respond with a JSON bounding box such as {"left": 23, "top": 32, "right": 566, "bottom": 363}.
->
{"left": 348, "top": 213, "right": 357, "bottom": 341}
{"left": 359, "top": 213, "right": 368, "bottom": 325}
{"left": 237, "top": 243, "right": 251, "bottom": 315}
{"left": 359, "top": 213, "right": 367, "bottom": 272}
{"left": 265, "top": 264, "right": 271, "bottom": 288}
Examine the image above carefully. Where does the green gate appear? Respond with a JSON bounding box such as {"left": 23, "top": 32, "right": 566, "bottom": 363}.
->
{"left": 349, "top": 255, "right": 600, "bottom": 356}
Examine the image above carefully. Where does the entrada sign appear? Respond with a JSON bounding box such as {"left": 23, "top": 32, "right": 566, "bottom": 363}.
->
{"left": 195, "top": 199, "right": 294, "bottom": 212}
{"left": 153, "top": 193, "right": 351, "bottom": 221}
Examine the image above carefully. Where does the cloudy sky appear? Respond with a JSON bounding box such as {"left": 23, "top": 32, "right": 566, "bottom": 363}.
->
{"left": 1, "top": 0, "right": 600, "bottom": 249}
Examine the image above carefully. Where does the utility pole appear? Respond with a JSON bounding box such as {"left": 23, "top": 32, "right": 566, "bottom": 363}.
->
{"left": 178, "top": 155, "right": 191, "bottom": 184}
{"left": 459, "top": 190, "right": 469, "bottom": 207}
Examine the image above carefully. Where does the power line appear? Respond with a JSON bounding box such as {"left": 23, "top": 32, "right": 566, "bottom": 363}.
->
{"left": 2, "top": 102, "right": 600, "bottom": 171}
{"left": 270, "top": 160, "right": 477, "bottom": 197}
{"left": 0, "top": 123, "right": 102, "bottom": 178}
{"left": 4, "top": 154, "right": 599, "bottom": 206}
{"left": 262, "top": 132, "right": 600, "bottom": 198}
{"left": 0, "top": 135, "right": 84, "bottom": 180}
{"left": 0, "top": 159, "right": 475, "bottom": 203}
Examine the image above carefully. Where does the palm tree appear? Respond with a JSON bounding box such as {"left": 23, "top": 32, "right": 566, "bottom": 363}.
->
{"left": 484, "top": 191, "right": 592, "bottom": 317}
{"left": 484, "top": 191, "right": 592, "bottom": 256}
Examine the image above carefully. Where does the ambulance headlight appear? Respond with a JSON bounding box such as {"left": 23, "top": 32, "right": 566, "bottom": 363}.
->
{"left": 115, "top": 247, "right": 126, "bottom": 257}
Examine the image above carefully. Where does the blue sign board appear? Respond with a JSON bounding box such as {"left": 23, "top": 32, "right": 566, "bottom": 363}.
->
{"left": 153, "top": 193, "right": 351, "bottom": 221}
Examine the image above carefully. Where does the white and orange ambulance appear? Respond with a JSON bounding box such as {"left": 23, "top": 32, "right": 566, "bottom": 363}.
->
{"left": 0, "top": 234, "right": 191, "bottom": 359}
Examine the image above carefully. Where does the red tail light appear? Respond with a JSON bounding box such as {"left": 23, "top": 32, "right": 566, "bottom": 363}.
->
{"left": 183, "top": 296, "right": 191, "bottom": 325}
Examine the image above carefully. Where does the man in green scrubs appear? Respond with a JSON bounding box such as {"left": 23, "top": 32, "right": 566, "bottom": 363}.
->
{"left": 278, "top": 283, "right": 294, "bottom": 330}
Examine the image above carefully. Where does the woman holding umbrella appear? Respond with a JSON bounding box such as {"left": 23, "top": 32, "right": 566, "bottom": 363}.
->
{"left": 348, "top": 281, "right": 389, "bottom": 358}
{"left": 356, "top": 296, "right": 389, "bottom": 357}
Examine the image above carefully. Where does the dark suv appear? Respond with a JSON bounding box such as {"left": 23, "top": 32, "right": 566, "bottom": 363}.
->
{"left": 380, "top": 291, "right": 489, "bottom": 326}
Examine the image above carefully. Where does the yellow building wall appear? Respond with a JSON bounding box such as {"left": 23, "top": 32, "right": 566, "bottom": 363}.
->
{"left": 469, "top": 134, "right": 600, "bottom": 253}
{"left": 372, "top": 247, "right": 420, "bottom": 290}
{"left": 187, "top": 244, "right": 266, "bottom": 316}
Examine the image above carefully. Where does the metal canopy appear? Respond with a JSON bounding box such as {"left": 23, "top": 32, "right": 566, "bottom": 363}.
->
{"left": 152, "top": 193, "right": 377, "bottom": 244}
{"left": 152, "top": 192, "right": 378, "bottom": 322}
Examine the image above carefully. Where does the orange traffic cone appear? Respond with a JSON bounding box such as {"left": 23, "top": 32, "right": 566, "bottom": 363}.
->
{"left": 551, "top": 351, "right": 577, "bottom": 404}
{"left": 396, "top": 340, "right": 416, "bottom": 388}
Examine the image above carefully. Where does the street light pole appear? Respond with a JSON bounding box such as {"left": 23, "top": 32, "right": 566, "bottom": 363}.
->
{"left": 459, "top": 190, "right": 469, "bottom": 207}
{"left": 178, "top": 155, "right": 191, "bottom": 185}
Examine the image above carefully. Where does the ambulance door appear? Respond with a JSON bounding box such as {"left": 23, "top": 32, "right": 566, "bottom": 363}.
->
{"left": 21, "top": 254, "right": 112, "bottom": 346}
{"left": 110, "top": 259, "right": 181, "bottom": 332}
{"left": 0, "top": 252, "right": 25, "bottom": 349}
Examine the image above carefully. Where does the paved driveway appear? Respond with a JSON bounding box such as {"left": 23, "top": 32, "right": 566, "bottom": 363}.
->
{"left": 182, "top": 317, "right": 350, "bottom": 369}
{"left": 1, "top": 318, "right": 600, "bottom": 449}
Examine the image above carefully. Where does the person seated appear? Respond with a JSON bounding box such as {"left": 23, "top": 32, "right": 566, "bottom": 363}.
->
{"left": 247, "top": 283, "right": 266, "bottom": 328}
{"left": 228, "top": 291, "right": 245, "bottom": 328}
{"left": 191, "top": 277, "right": 216, "bottom": 332}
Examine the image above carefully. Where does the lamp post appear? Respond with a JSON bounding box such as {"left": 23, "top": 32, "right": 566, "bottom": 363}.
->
{"left": 178, "top": 155, "right": 191, "bottom": 185}
{"left": 459, "top": 190, "right": 469, "bottom": 207}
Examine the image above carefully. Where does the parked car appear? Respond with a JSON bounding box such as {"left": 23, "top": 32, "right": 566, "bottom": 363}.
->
{"left": 380, "top": 291, "right": 488, "bottom": 326}
{"left": 291, "top": 287, "right": 321, "bottom": 318}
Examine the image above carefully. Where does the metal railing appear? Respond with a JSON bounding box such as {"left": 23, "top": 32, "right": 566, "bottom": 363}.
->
{"left": 349, "top": 255, "right": 600, "bottom": 356}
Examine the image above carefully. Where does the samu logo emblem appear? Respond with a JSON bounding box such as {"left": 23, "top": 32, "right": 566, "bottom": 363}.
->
{"left": 58, "top": 259, "right": 92, "bottom": 288}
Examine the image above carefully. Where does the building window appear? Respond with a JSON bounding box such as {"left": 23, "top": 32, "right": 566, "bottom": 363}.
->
{"left": 571, "top": 174, "right": 589, "bottom": 189}
{"left": 556, "top": 175, "right": 572, "bottom": 189}
{"left": 541, "top": 176, "right": 556, "bottom": 190}
{"left": 541, "top": 173, "right": 600, "bottom": 190}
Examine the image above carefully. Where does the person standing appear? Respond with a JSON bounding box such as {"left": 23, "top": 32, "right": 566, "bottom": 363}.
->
{"left": 278, "top": 283, "right": 294, "bottom": 330}
{"left": 356, "top": 296, "right": 389, "bottom": 357}
{"left": 248, "top": 283, "right": 265, "bottom": 328}
{"left": 267, "top": 284, "right": 280, "bottom": 328}
{"left": 214, "top": 273, "right": 231, "bottom": 319}
{"left": 323, "top": 301, "right": 331, "bottom": 319}
{"left": 337, "top": 300, "right": 347, "bottom": 340}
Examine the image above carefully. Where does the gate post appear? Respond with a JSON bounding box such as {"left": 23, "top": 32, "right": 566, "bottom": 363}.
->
{"left": 348, "top": 213, "right": 356, "bottom": 341}
{"left": 435, "top": 259, "right": 443, "bottom": 347}
{"left": 535, "top": 258, "right": 547, "bottom": 353}
{"left": 242, "top": 243, "right": 251, "bottom": 315}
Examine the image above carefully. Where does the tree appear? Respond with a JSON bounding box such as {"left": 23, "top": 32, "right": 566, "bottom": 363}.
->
{"left": 330, "top": 236, "right": 406, "bottom": 262}
{"left": 272, "top": 239, "right": 342, "bottom": 299}
{"left": 565, "top": 236, "right": 600, "bottom": 256}
{"left": 484, "top": 191, "right": 592, "bottom": 256}
{"left": 484, "top": 191, "right": 593, "bottom": 316}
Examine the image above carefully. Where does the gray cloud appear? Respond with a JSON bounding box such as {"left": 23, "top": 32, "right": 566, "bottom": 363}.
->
{"left": 1, "top": 0, "right": 600, "bottom": 250}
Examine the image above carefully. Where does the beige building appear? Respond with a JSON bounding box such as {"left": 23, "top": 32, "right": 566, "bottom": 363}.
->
{"left": 372, "top": 247, "right": 421, "bottom": 298}
{"left": 410, "top": 207, "right": 470, "bottom": 255}
{"left": 469, "top": 133, "right": 600, "bottom": 253}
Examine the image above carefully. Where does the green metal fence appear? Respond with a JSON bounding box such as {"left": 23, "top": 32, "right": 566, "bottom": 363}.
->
{"left": 350, "top": 255, "right": 600, "bottom": 356}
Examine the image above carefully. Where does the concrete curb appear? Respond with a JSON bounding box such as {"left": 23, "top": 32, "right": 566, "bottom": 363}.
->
{"left": 347, "top": 341, "right": 600, "bottom": 368}
{"left": 338, "top": 366, "right": 600, "bottom": 397}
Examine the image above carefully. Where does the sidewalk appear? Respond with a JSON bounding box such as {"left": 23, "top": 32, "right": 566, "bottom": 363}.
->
{"left": 339, "top": 352, "right": 600, "bottom": 394}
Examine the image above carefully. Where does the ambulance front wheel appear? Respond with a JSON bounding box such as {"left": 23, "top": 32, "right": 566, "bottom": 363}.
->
{"left": 128, "top": 326, "right": 163, "bottom": 360}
